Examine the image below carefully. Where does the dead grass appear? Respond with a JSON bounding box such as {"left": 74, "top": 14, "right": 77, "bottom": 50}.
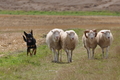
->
{"left": 0, "top": 15, "right": 120, "bottom": 53}
{"left": 0, "top": 30, "right": 47, "bottom": 53}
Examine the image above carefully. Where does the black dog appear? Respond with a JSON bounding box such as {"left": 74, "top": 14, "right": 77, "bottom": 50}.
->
{"left": 23, "top": 30, "right": 37, "bottom": 56}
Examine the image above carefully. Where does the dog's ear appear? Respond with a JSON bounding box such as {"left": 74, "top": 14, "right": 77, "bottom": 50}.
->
{"left": 23, "top": 36, "right": 27, "bottom": 42}
{"left": 31, "top": 30, "right": 33, "bottom": 35}
{"left": 24, "top": 31, "right": 28, "bottom": 37}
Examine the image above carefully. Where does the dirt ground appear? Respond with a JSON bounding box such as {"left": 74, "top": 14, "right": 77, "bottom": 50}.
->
{"left": 0, "top": 0, "right": 120, "bottom": 53}
{"left": 0, "top": 0, "right": 120, "bottom": 11}
{"left": 0, "top": 15, "right": 120, "bottom": 53}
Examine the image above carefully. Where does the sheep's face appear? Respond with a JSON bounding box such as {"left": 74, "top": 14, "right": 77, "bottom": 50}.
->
{"left": 66, "top": 31, "right": 75, "bottom": 40}
{"left": 52, "top": 30, "right": 61, "bottom": 42}
{"left": 87, "top": 32, "right": 96, "bottom": 39}
{"left": 101, "top": 30, "right": 111, "bottom": 39}
{"left": 85, "top": 30, "right": 97, "bottom": 40}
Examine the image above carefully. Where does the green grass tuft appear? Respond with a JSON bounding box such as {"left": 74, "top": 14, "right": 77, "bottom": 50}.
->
{"left": 0, "top": 44, "right": 50, "bottom": 67}
{"left": 0, "top": 10, "right": 120, "bottom": 16}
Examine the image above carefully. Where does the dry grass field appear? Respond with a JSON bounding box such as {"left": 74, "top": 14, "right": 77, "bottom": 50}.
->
{"left": 0, "top": 15, "right": 120, "bottom": 52}
{"left": 0, "top": 0, "right": 120, "bottom": 11}
{"left": 0, "top": 15, "right": 120, "bottom": 80}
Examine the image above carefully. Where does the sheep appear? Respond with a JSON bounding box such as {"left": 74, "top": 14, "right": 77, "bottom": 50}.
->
{"left": 82, "top": 29, "right": 97, "bottom": 59}
{"left": 60, "top": 30, "right": 78, "bottom": 63}
{"left": 46, "top": 28, "right": 64, "bottom": 62}
{"left": 96, "top": 30, "right": 113, "bottom": 58}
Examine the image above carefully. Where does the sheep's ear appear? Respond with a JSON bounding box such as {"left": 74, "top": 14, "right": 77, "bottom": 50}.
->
{"left": 23, "top": 36, "right": 27, "bottom": 42}
{"left": 66, "top": 31, "right": 69, "bottom": 35}
{"left": 51, "top": 30, "right": 54, "bottom": 33}
{"left": 93, "top": 29, "right": 97, "bottom": 37}
{"left": 101, "top": 32, "right": 104, "bottom": 34}
{"left": 84, "top": 30, "right": 89, "bottom": 38}
{"left": 31, "top": 30, "right": 33, "bottom": 35}
{"left": 93, "top": 29, "right": 97, "bottom": 32}
{"left": 95, "top": 32, "right": 97, "bottom": 37}
{"left": 24, "top": 31, "right": 28, "bottom": 37}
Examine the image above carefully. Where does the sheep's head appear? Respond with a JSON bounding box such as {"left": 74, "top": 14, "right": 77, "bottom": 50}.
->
{"left": 66, "top": 30, "right": 75, "bottom": 41}
{"left": 51, "top": 30, "right": 61, "bottom": 42}
{"left": 101, "top": 30, "right": 111, "bottom": 39}
{"left": 84, "top": 29, "right": 97, "bottom": 39}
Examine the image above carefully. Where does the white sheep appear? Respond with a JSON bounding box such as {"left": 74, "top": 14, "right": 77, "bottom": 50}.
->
{"left": 82, "top": 29, "right": 97, "bottom": 59}
{"left": 46, "top": 28, "right": 64, "bottom": 62}
{"left": 60, "top": 30, "right": 78, "bottom": 63}
{"left": 96, "top": 30, "right": 113, "bottom": 58}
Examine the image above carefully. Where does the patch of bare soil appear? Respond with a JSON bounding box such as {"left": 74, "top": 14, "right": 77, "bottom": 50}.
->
{"left": 0, "top": 0, "right": 120, "bottom": 11}
{"left": 0, "top": 15, "right": 120, "bottom": 53}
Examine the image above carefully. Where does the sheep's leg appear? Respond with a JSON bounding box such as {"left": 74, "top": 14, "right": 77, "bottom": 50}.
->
{"left": 52, "top": 49, "right": 56, "bottom": 62}
{"left": 86, "top": 48, "right": 90, "bottom": 59}
{"left": 54, "top": 50, "right": 58, "bottom": 62}
{"left": 66, "top": 49, "right": 70, "bottom": 63}
{"left": 67, "top": 52, "right": 70, "bottom": 63}
{"left": 70, "top": 50, "right": 73, "bottom": 62}
{"left": 51, "top": 49, "right": 54, "bottom": 62}
{"left": 56, "top": 50, "right": 59, "bottom": 62}
{"left": 68, "top": 50, "right": 71, "bottom": 63}
{"left": 105, "top": 46, "right": 109, "bottom": 59}
{"left": 92, "top": 48, "right": 95, "bottom": 59}
{"left": 102, "top": 48, "right": 104, "bottom": 58}
{"left": 59, "top": 50, "right": 62, "bottom": 62}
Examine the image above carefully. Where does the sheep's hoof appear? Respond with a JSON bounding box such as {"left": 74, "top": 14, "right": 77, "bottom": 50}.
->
{"left": 104, "top": 57, "right": 108, "bottom": 59}
{"left": 52, "top": 60, "right": 58, "bottom": 63}
{"left": 68, "top": 61, "right": 72, "bottom": 63}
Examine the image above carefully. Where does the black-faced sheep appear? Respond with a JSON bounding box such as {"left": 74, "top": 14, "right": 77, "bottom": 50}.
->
{"left": 96, "top": 30, "right": 113, "bottom": 58}
{"left": 46, "top": 28, "right": 64, "bottom": 62}
{"left": 82, "top": 29, "right": 97, "bottom": 59}
{"left": 60, "top": 30, "right": 78, "bottom": 63}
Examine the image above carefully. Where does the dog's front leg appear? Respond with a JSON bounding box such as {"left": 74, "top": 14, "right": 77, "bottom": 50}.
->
{"left": 27, "top": 48, "right": 30, "bottom": 56}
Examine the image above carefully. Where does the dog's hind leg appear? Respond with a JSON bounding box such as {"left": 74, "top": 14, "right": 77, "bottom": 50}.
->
{"left": 33, "top": 48, "right": 36, "bottom": 55}
{"left": 30, "top": 49, "right": 33, "bottom": 56}
{"left": 30, "top": 53, "right": 32, "bottom": 56}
